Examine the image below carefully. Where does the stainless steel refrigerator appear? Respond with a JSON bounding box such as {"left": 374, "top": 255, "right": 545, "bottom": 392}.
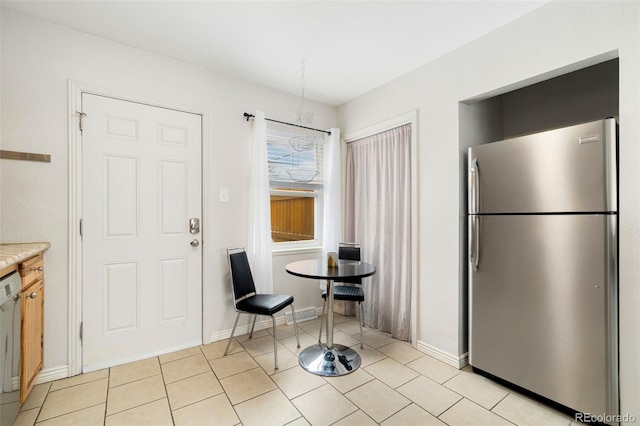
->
{"left": 468, "top": 118, "right": 618, "bottom": 417}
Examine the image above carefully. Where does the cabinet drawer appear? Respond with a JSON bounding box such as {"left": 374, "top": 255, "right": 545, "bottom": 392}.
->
{"left": 20, "top": 254, "right": 44, "bottom": 288}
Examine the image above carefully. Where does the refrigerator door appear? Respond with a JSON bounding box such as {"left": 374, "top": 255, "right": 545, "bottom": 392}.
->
{"left": 468, "top": 118, "right": 617, "bottom": 214}
{"left": 469, "top": 214, "right": 618, "bottom": 416}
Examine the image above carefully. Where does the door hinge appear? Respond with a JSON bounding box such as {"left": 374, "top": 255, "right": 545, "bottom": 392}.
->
{"left": 79, "top": 321, "right": 83, "bottom": 343}
{"left": 76, "top": 111, "right": 87, "bottom": 133}
{"left": 79, "top": 218, "right": 83, "bottom": 239}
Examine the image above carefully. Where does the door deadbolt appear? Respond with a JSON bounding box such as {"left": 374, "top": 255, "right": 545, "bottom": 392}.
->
{"left": 189, "top": 218, "right": 200, "bottom": 234}
{"left": 190, "top": 239, "right": 200, "bottom": 247}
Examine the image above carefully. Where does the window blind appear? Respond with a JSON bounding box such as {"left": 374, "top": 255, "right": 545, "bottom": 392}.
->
{"left": 267, "top": 126, "right": 324, "bottom": 184}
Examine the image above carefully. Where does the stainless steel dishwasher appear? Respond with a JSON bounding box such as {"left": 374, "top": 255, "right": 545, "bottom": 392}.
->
{"left": 0, "top": 270, "right": 22, "bottom": 426}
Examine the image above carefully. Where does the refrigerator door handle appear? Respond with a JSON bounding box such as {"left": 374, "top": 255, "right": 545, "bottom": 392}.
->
{"left": 470, "top": 215, "right": 479, "bottom": 271}
{"left": 469, "top": 157, "right": 479, "bottom": 214}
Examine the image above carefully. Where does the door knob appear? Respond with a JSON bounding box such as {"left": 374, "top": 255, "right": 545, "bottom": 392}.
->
{"left": 190, "top": 239, "right": 200, "bottom": 247}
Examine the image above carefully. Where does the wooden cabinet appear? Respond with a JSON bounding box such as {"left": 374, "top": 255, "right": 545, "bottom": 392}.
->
{"left": 19, "top": 253, "right": 44, "bottom": 403}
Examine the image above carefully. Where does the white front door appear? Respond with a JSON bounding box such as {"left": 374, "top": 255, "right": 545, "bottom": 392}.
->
{"left": 81, "top": 94, "right": 202, "bottom": 371}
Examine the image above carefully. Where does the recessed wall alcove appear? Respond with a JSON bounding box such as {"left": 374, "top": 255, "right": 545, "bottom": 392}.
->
{"left": 457, "top": 57, "right": 619, "bottom": 354}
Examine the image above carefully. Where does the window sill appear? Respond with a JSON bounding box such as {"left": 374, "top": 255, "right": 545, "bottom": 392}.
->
{"left": 272, "top": 245, "right": 323, "bottom": 257}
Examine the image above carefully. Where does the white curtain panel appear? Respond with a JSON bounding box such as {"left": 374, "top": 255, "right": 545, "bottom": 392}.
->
{"left": 320, "top": 128, "right": 342, "bottom": 292}
{"left": 322, "top": 128, "right": 342, "bottom": 256}
{"left": 345, "top": 124, "right": 412, "bottom": 341}
{"left": 246, "top": 110, "right": 274, "bottom": 294}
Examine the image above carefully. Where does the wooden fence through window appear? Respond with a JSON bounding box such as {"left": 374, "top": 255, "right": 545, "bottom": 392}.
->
{"left": 270, "top": 195, "right": 315, "bottom": 242}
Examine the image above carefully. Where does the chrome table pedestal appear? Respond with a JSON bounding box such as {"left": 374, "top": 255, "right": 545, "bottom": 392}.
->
{"left": 298, "top": 278, "right": 361, "bottom": 376}
{"left": 298, "top": 344, "right": 361, "bottom": 376}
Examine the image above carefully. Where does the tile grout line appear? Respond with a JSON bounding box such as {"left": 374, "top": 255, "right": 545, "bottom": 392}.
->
{"left": 236, "top": 329, "right": 308, "bottom": 425}
{"left": 103, "top": 367, "right": 110, "bottom": 426}
{"left": 157, "top": 355, "right": 176, "bottom": 426}
{"left": 31, "top": 377, "right": 109, "bottom": 425}
{"left": 28, "top": 382, "right": 51, "bottom": 425}
{"left": 22, "top": 317, "right": 575, "bottom": 426}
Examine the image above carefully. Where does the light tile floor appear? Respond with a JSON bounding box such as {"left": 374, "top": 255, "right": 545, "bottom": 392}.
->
{"left": 15, "top": 315, "right": 579, "bottom": 425}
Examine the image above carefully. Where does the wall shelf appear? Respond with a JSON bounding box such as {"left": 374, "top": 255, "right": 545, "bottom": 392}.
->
{"left": 0, "top": 150, "right": 51, "bottom": 163}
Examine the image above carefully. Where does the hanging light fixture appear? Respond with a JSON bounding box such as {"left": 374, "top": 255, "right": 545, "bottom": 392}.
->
{"left": 289, "top": 60, "right": 317, "bottom": 153}
{"left": 286, "top": 168, "right": 319, "bottom": 182}
{"left": 286, "top": 59, "right": 320, "bottom": 183}
{"left": 293, "top": 59, "right": 315, "bottom": 125}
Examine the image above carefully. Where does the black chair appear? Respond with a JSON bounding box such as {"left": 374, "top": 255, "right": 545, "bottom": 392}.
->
{"left": 318, "top": 242, "right": 365, "bottom": 348}
{"left": 224, "top": 247, "right": 300, "bottom": 370}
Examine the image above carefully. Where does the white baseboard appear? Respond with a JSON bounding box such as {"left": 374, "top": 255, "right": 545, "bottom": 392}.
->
{"left": 416, "top": 340, "right": 469, "bottom": 369}
{"left": 209, "top": 307, "right": 323, "bottom": 343}
{"left": 39, "top": 323, "right": 464, "bottom": 385}
{"left": 35, "top": 365, "right": 70, "bottom": 384}
{"left": 209, "top": 313, "right": 288, "bottom": 342}
{"left": 37, "top": 308, "right": 321, "bottom": 383}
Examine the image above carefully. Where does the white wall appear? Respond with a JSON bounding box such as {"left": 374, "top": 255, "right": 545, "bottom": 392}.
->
{"left": 337, "top": 1, "right": 640, "bottom": 420}
{"left": 4, "top": 2, "right": 640, "bottom": 418}
{"left": 0, "top": 10, "right": 336, "bottom": 372}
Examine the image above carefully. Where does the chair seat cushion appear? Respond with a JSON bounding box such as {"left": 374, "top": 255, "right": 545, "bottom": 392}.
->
{"left": 322, "top": 286, "right": 364, "bottom": 302}
{"left": 237, "top": 294, "right": 294, "bottom": 316}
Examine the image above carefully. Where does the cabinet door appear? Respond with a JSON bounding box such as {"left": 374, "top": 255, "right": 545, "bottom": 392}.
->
{"left": 21, "top": 279, "right": 43, "bottom": 403}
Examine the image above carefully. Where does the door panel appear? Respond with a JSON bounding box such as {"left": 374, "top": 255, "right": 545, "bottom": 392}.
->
{"left": 104, "top": 262, "right": 137, "bottom": 332}
{"left": 103, "top": 155, "right": 138, "bottom": 238}
{"left": 160, "top": 259, "right": 187, "bottom": 322}
{"left": 469, "top": 214, "right": 617, "bottom": 415}
{"left": 159, "top": 160, "right": 187, "bottom": 234}
{"left": 82, "top": 94, "right": 202, "bottom": 371}
{"left": 468, "top": 118, "right": 616, "bottom": 214}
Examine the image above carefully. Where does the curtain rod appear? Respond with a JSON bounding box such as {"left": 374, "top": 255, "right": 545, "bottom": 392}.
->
{"left": 243, "top": 112, "right": 331, "bottom": 135}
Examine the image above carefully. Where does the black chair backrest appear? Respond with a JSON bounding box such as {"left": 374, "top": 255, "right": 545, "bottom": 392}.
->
{"left": 228, "top": 250, "right": 257, "bottom": 301}
{"left": 339, "top": 245, "right": 361, "bottom": 261}
{"left": 338, "top": 243, "right": 361, "bottom": 285}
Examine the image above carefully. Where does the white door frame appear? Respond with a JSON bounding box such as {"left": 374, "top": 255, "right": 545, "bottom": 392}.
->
{"left": 343, "top": 110, "right": 418, "bottom": 347}
{"left": 67, "top": 81, "right": 211, "bottom": 376}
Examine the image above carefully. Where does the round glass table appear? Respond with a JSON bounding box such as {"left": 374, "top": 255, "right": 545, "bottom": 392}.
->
{"left": 285, "top": 258, "right": 376, "bottom": 376}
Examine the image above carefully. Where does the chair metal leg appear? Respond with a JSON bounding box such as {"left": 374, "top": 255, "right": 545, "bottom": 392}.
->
{"left": 318, "top": 298, "right": 326, "bottom": 343}
{"left": 225, "top": 312, "right": 241, "bottom": 356}
{"left": 290, "top": 304, "right": 300, "bottom": 348}
{"left": 249, "top": 314, "right": 257, "bottom": 338}
{"left": 358, "top": 302, "right": 364, "bottom": 349}
{"left": 272, "top": 316, "right": 279, "bottom": 370}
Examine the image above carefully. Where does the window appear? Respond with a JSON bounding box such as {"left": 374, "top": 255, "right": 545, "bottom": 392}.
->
{"left": 267, "top": 125, "right": 324, "bottom": 248}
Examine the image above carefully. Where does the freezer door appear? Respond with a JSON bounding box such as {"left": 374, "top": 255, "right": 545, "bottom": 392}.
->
{"left": 468, "top": 118, "right": 617, "bottom": 214}
{"left": 469, "top": 214, "right": 618, "bottom": 416}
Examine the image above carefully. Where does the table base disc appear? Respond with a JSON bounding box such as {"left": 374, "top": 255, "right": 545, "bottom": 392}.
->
{"left": 298, "top": 343, "right": 361, "bottom": 376}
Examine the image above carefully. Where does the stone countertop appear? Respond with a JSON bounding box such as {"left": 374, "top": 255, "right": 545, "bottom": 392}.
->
{"left": 0, "top": 242, "right": 51, "bottom": 270}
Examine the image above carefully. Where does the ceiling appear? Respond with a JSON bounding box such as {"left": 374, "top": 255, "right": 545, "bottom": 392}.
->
{"left": 2, "top": 1, "right": 548, "bottom": 106}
